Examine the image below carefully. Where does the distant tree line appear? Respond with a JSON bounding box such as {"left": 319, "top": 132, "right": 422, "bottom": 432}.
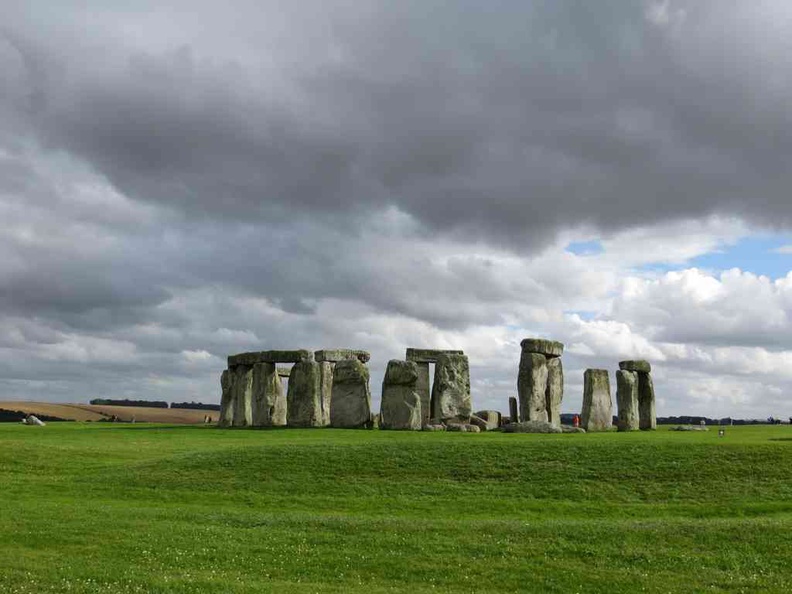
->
{"left": 88, "top": 399, "right": 219, "bottom": 411}
{"left": 0, "top": 409, "right": 72, "bottom": 423}
{"left": 171, "top": 402, "right": 220, "bottom": 411}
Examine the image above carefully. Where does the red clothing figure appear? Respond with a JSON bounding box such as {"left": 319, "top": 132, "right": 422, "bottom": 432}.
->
{"left": 573, "top": 414, "right": 580, "bottom": 428}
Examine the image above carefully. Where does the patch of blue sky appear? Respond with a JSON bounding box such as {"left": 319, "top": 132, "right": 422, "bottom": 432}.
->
{"left": 565, "top": 310, "right": 598, "bottom": 321}
{"left": 565, "top": 240, "right": 603, "bottom": 256}
{"left": 636, "top": 235, "right": 792, "bottom": 279}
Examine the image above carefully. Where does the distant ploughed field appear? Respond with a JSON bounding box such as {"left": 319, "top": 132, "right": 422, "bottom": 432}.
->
{"left": 0, "top": 401, "right": 211, "bottom": 424}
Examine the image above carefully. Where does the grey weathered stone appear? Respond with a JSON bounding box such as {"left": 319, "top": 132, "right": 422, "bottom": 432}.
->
{"left": 380, "top": 360, "right": 422, "bottom": 430}
{"left": 545, "top": 357, "right": 563, "bottom": 426}
{"left": 228, "top": 349, "right": 314, "bottom": 367}
{"left": 405, "top": 348, "right": 464, "bottom": 363}
{"left": 445, "top": 422, "right": 467, "bottom": 432}
{"left": 561, "top": 425, "right": 586, "bottom": 433}
{"left": 518, "top": 352, "right": 549, "bottom": 422}
{"left": 469, "top": 415, "right": 489, "bottom": 431}
{"left": 502, "top": 420, "right": 562, "bottom": 434}
{"left": 218, "top": 369, "right": 234, "bottom": 427}
{"left": 581, "top": 369, "right": 612, "bottom": 432}
{"left": 474, "top": 410, "right": 502, "bottom": 430}
{"left": 520, "top": 338, "right": 564, "bottom": 358}
{"left": 251, "top": 362, "right": 286, "bottom": 427}
{"left": 616, "top": 370, "right": 640, "bottom": 431}
{"left": 329, "top": 359, "right": 372, "bottom": 428}
{"left": 465, "top": 424, "right": 481, "bottom": 433}
{"left": 422, "top": 423, "right": 446, "bottom": 432}
{"left": 231, "top": 365, "right": 253, "bottom": 427}
{"left": 287, "top": 361, "right": 325, "bottom": 428}
{"left": 508, "top": 396, "right": 519, "bottom": 423}
{"left": 619, "top": 360, "right": 651, "bottom": 373}
{"left": 415, "top": 362, "right": 432, "bottom": 424}
{"left": 671, "top": 425, "right": 709, "bottom": 431}
{"left": 638, "top": 372, "right": 656, "bottom": 430}
{"left": 318, "top": 361, "right": 334, "bottom": 426}
{"left": 314, "top": 349, "right": 371, "bottom": 363}
{"left": 430, "top": 353, "right": 472, "bottom": 422}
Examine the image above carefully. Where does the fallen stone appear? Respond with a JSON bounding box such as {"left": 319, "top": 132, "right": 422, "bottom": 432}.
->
{"left": 618, "top": 360, "right": 651, "bottom": 373}
{"left": 518, "top": 352, "right": 549, "bottom": 422}
{"left": 218, "top": 369, "right": 234, "bottom": 427}
{"left": 520, "top": 338, "right": 564, "bottom": 358}
{"left": 638, "top": 372, "right": 656, "bottom": 431}
{"left": 445, "top": 422, "right": 468, "bottom": 432}
{"left": 228, "top": 349, "right": 314, "bottom": 367}
{"left": 430, "top": 353, "right": 472, "bottom": 422}
{"left": 616, "top": 370, "right": 640, "bottom": 431}
{"left": 380, "top": 360, "right": 422, "bottom": 430}
{"left": 469, "top": 415, "right": 489, "bottom": 431}
{"left": 231, "top": 365, "right": 253, "bottom": 427}
{"left": 314, "top": 349, "right": 371, "bottom": 363}
{"left": 251, "top": 362, "right": 287, "bottom": 427}
{"left": 465, "top": 424, "right": 481, "bottom": 433}
{"left": 561, "top": 425, "right": 586, "bottom": 433}
{"left": 25, "top": 415, "right": 45, "bottom": 426}
{"left": 287, "top": 360, "right": 325, "bottom": 428}
{"left": 330, "top": 359, "right": 372, "bottom": 428}
{"left": 545, "top": 357, "right": 564, "bottom": 426}
{"left": 671, "top": 425, "right": 709, "bottom": 431}
{"left": 422, "top": 423, "right": 446, "bottom": 432}
{"left": 581, "top": 369, "right": 612, "bottom": 432}
{"left": 474, "top": 410, "right": 502, "bottom": 430}
{"left": 405, "top": 348, "right": 464, "bottom": 363}
{"left": 502, "top": 420, "right": 563, "bottom": 434}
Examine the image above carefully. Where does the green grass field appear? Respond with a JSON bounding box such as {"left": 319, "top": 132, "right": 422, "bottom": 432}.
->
{"left": 1, "top": 423, "right": 791, "bottom": 593}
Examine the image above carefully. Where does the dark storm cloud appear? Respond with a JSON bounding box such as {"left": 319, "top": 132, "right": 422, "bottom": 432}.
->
{"left": 4, "top": 0, "right": 792, "bottom": 251}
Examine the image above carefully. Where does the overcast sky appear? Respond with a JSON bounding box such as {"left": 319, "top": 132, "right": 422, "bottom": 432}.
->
{"left": 2, "top": 1, "right": 792, "bottom": 418}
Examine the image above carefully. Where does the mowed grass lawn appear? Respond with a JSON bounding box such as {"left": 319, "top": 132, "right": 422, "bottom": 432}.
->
{"left": 1, "top": 424, "right": 791, "bottom": 593}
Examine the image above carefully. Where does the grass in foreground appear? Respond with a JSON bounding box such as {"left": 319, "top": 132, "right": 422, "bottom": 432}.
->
{"left": 1, "top": 423, "right": 791, "bottom": 593}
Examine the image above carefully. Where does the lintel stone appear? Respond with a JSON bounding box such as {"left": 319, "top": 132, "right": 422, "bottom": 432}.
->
{"left": 520, "top": 338, "right": 564, "bottom": 358}
{"left": 228, "top": 349, "right": 314, "bottom": 367}
{"left": 405, "top": 348, "right": 464, "bottom": 363}
{"left": 619, "top": 360, "right": 651, "bottom": 373}
{"left": 314, "top": 349, "right": 371, "bottom": 363}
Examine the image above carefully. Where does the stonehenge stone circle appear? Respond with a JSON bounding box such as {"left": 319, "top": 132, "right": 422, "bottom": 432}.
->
{"left": 430, "top": 353, "right": 472, "bottom": 422}
{"left": 581, "top": 369, "right": 612, "bottom": 432}
{"left": 287, "top": 360, "right": 324, "bottom": 428}
{"left": 380, "top": 360, "right": 422, "bottom": 430}
{"left": 251, "top": 362, "right": 287, "bottom": 427}
{"left": 616, "top": 369, "right": 640, "bottom": 431}
{"left": 330, "top": 359, "right": 372, "bottom": 428}
{"left": 518, "top": 352, "right": 550, "bottom": 423}
{"left": 545, "top": 357, "right": 564, "bottom": 427}
{"left": 518, "top": 338, "right": 565, "bottom": 426}
{"left": 406, "top": 348, "right": 465, "bottom": 424}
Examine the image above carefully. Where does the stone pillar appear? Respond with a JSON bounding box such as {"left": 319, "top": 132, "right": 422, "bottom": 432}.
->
{"left": 380, "top": 360, "right": 422, "bottom": 430}
{"left": 251, "top": 362, "right": 286, "bottom": 427}
{"left": 231, "top": 365, "right": 253, "bottom": 427}
{"left": 616, "top": 369, "right": 639, "bottom": 431}
{"left": 430, "top": 353, "right": 472, "bottom": 422}
{"left": 509, "top": 396, "right": 519, "bottom": 423}
{"left": 517, "top": 338, "right": 564, "bottom": 425}
{"left": 319, "top": 361, "right": 335, "bottom": 426}
{"left": 287, "top": 360, "right": 325, "bottom": 428}
{"left": 415, "top": 362, "right": 431, "bottom": 424}
{"left": 545, "top": 357, "right": 564, "bottom": 427}
{"left": 638, "top": 371, "right": 656, "bottom": 431}
{"left": 218, "top": 369, "right": 234, "bottom": 427}
{"left": 581, "top": 369, "right": 612, "bottom": 432}
{"left": 330, "top": 359, "right": 372, "bottom": 428}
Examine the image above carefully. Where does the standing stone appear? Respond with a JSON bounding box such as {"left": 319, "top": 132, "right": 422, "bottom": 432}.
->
{"left": 509, "top": 396, "right": 519, "bottom": 423}
{"left": 330, "top": 359, "right": 372, "bottom": 428}
{"left": 287, "top": 361, "right": 325, "bottom": 428}
{"left": 318, "top": 361, "right": 335, "bottom": 426}
{"left": 518, "top": 353, "right": 549, "bottom": 422}
{"left": 231, "top": 365, "right": 253, "bottom": 427}
{"left": 545, "top": 357, "right": 564, "bottom": 427}
{"left": 430, "top": 353, "right": 472, "bottom": 422}
{"left": 218, "top": 369, "right": 234, "bottom": 427}
{"left": 251, "top": 362, "right": 286, "bottom": 427}
{"left": 616, "top": 370, "right": 639, "bottom": 431}
{"left": 581, "top": 369, "right": 612, "bottom": 432}
{"left": 415, "top": 362, "right": 431, "bottom": 424}
{"left": 638, "top": 372, "right": 656, "bottom": 431}
{"left": 380, "top": 360, "right": 422, "bottom": 430}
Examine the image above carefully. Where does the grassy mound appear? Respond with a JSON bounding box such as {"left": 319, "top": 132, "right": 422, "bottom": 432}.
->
{"left": 1, "top": 424, "right": 791, "bottom": 592}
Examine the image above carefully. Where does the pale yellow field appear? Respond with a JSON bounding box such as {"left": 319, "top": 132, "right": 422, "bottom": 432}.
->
{"left": 0, "top": 402, "right": 214, "bottom": 424}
